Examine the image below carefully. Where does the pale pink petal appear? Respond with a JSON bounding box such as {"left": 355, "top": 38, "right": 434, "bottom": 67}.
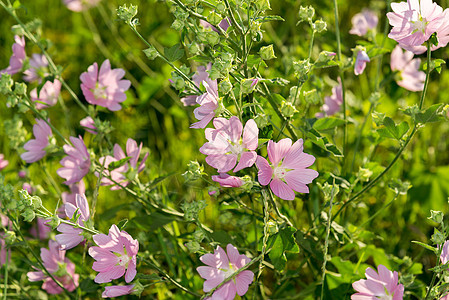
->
{"left": 270, "top": 179, "right": 295, "bottom": 200}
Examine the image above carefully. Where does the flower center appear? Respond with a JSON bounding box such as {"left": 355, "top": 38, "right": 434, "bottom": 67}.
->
{"left": 411, "top": 17, "right": 427, "bottom": 33}
{"left": 377, "top": 295, "right": 393, "bottom": 300}
{"left": 117, "top": 254, "right": 130, "bottom": 268}
{"left": 221, "top": 263, "right": 238, "bottom": 279}
{"left": 273, "top": 165, "right": 287, "bottom": 179}
{"left": 229, "top": 142, "right": 244, "bottom": 155}
{"left": 92, "top": 84, "right": 107, "bottom": 99}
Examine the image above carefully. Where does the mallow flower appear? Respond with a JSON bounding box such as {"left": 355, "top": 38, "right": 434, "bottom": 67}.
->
{"left": 30, "top": 218, "right": 51, "bottom": 240}
{"left": 191, "top": 80, "right": 220, "bottom": 129}
{"left": 200, "top": 18, "right": 231, "bottom": 33}
{"left": 351, "top": 264, "right": 404, "bottom": 299}
{"left": 197, "top": 244, "right": 254, "bottom": 300}
{"left": 200, "top": 117, "right": 258, "bottom": 173}
{"left": 181, "top": 64, "right": 214, "bottom": 106}
{"left": 354, "top": 50, "right": 370, "bottom": 75}
{"left": 23, "top": 54, "right": 49, "bottom": 83}
{"left": 30, "top": 79, "right": 62, "bottom": 109}
{"left": 0, "top": 154, "right": 8, "bottom": 170}
{"left": 80, "top": 59, "right": 131, "bottom": 111}
{"left": 20, "top": 119, "right": 53, "bottom": 163}
{"left": 387, "top": 0, "right": 445, "bottom": 48}
{"left": 255, "top": 138, "right": 319, "bottom": 200}
{"left": 88, "top": 224, "right": 139, "bottom": 283}
{"left": 63, "top": 0, "right": 101, "bottom": 12}
{"left": 316, "top": 77, "right": 343, "bottom": 118}
{"left": 390, "top": 45, "right": 425, "bottom": 91}
{"left": 349, "top": 9, "right": 378, "bottom": 36}
{"left": 27, "top": 240, "right": 79, "bottom": 294}
{"left": 212, "top": 173, "right": 244, "bottom": 188}
{"left": 1, "top": 35, "right": 26, "bottom": 75}
{"left": 80, "top": 116, "right": 97, "bottom": 134}
{"left": 56, "top": 194, "right": 90, "bottom": 250}
{"left": 102, "top": 285, "right": 135, "bottom": 298}
{"left": 57, "top": 136, "right": 91, "bottom": 185}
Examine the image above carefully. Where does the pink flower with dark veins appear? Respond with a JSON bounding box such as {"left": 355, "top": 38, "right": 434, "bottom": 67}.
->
{"left": 351, "top": 264, "right": 404, "bottom": 299}
{"left": 197, "top": 244, "right": 254, "bottom": 300}
{"left": 200, "top": 117, "right": 258, "bottom": 173}
{"left": 56, "top": 194, "right": 90, "bottom": 250}
{"left": 57, "top": 136, "right": 91, "bottom": 185}
{"left": 27, "top": 240, "right": 79, "bottom": 294}
{"left": 354, "top": 50, "right": 370, "bottom": 75}
{"left": 80, "top": 59, "right": 131, "bottom": 111}
{"left": 23, "top": 54, "right": 49, "bottom": 83}
{"left": 63, "top": 0, "right": 101, "bottom": 12}
{"left": 1, "top": 35, "right": 26, "bottom": 75}
{"left": 316, "top": 77, "right": 343, "bottom": 118}
{"left": 349, "top": 9, "right": 378, "bottom": 36}
{"left": 255, "top": 138, "right": 319, "bottom": 200}
{"left": 390, "top": 45, "right": 425, "bottom": 91}
{"left": 97, "top": 138, "right": 148, "bottom": 190}
{"left": 30, "top": 79, "right": 62, "bottom": 109}
{"left": 21, "top": 119, "right": 53, "bottom": 163}
{"left": 387, "top": 0, "right": 445, "bottom": 49}
{"left": 102, "top": 285, "right": 135, "bottom": 298}
{"left": 88, "top": 224, "right": 139, "bottom": 283}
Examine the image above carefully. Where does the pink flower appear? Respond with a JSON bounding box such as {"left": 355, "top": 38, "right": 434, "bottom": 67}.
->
{"left": 390, "top": 45, "right": 425, "bottom": 91}
{"left": 316, "top": 77, "right": 343, "bottom": 118}
{"left": 354, "top": 50, "right": 370, "bottom": 75}
{"left": 30, "top": 79, "right": 62, "bottom": 109}
{"left": 212, "top": 173, "right": 244, "bottom": 187}
{"left": 80, "top": 59, "right": 131, "bottom": 111}
{"left": 63, "top": 0, "right": 101, "bottom": 12}
{"left": 0, "top": 154, "right": 8, "bottom": 171}
{"left": 97, "top": 138, "right": 148, "bottom": 190}
{"left": 30, "top": 218, "right": 51, "bottom": 240}
{"left": 200, "top": 18, "right": 231, "bottom": 33}
{"left": 191, "top": 80, "right": 219, "bottom": 129}
{"left": 23, "top": 54, "right": 49, "bottom": 83}
{"left": 181, "top": 64, "right": 215, "bottom": 106}
{"left": 255, "top": 138, "right": 318, "bottom": 200}
{"left": 57, "top": 136, "right": 91, "bottom": 185}
{"left": 1, "top": 35, "right": 26, "bottom": 75}
{"left": 200, "top": 117, "right": 258, "bottom": 173}
{"left": 387, "top": 0, "right": 445, "bottom": 48}
{"left": 197, "top": 244, "right": 254, "bottom": 300}
{"left": 88, "top": 224, "right": 139, "bottom": 283}
{"left": 102, "top": 285, "right": 135, "bottom": 298}
{"left": 350, "top": 9, "right": 378, "bottom": 36}
{"left": 56, "top": 194, "right": 90, "bottom": 250}
{"left": 440, "top": 240, "right": 449, "bottom": 265}
{"left": 27, "top": 240, "right": 79, "bottom": 294}
{"left": 18, "top": 170, "right": 26, "bottom": 178}
{"left": 21, "top": 119, "right": 53, "bottom": 163}
{"left": 61, "top": 180, "right": 86, "bottom": 207}
{"left": 351, "top": 264, "right": 404, "bottom": 299}
{"left": 80, "top": 116, "right": 97, "bottom": 134}
{"left": 22, "top": 183, "right": 35, "bottom": 194}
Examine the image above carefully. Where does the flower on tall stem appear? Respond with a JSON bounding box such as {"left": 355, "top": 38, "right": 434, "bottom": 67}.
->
{"left": 354, "top": 50, "right": 370, "bottom": 75}
{"left": 255, "top": 138, "right": 318, "bottom": 200}
{"left": 63, "top": 0, "right": 101, "bottom": 12}
{"left": 30, "top": 79, "right": 62, "bottom": 109}
{"left": 80, "top": 116, "right": 97, "bottom": 134}
{"left": 23, "top": 54, "right": 49, "bottom": 83}
{"left": 1, "top": 35, "right": 26, "bottom": 75}
{"left": 349, "top": 9, "right": 378, "bottom": 36}
{"left": 390, "top": 45, "right": 425, "bottom": 92}
{"left": 20, "top": 119, "right": 53, "bottom": 164}
{"left": 351, "top": 264, "right": 404, "bottom": 299}
{"left": 102, "top": 285, "right": 135, "bottom": 298}
{"left": 181, "top": 64, "right": 214, "bottom": 106}
{"left": 316, "top": 77, "right": 342, "bottom": 118}
{"left": 57, "top": 136, "right": 91, "bottom": 185}
{"left": 190, "top": 81, "right": 220, "bottom": 129}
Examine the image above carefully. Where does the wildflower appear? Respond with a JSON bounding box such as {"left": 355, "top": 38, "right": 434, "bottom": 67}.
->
{"left": 30, "top": 79, "right": 62, "bottom": 109}
{"left": 97, "top": 138, "right": 148, "bottom": 190}
{"left": 63, "top": 0, "right": 101, "bottom": 12}
{"left": 197, "top": 244, "right": 254, "bottom": 299}
{"left": 56, "top": 194, "right": 90, "bottom": 250}
{"left": 387, "top": 0, "right": 445, "bottom": 49}
{"left": 212, "top": 173, "right": 244, "bottom": 188}
{"left": 88, "top": 224, "right": 139, "bottom": 283}
{"left": 190, "top": 80, "right": 219, "bottom": 129}
{"left": 30, "top": 218, "right": 51, "bottom": 240}
{"left": 0, "top": 233, "right": 7, "bottom": 267}
{"left": 27, "top": 240, "right": 79, "bottom": 294}
{"left": 22, "top": 182, "right": 34, "bottom": 194}
{"left": 200, "top": 117, "right": 258, "bottom": 173}
{"left": 200, "top": 18, "right": 231, "bottom": 33}
{"left": 440, "top": 240, "right": 449, "bottom": 265}
{"left": 23, "top": 54, "right": 49, "bottom": 83}
{"left": 1, "top": 35, "right": 26, "bottom": 75}
{"left": 354, "top": 50, "right": 370, "bottom": 75}
{"left": 102, "top": 285, "right": 135, "bottom": 298}
{"left": 80, "top": 59, "right": 131, "bottom": 111}
{"left": 351, "top": 264, "right": 404, "bottom": 299}
{"left": 18, "top": 170, "right": 26, "bottom": 178}
{"left": 20, "top": 119, "right": 53, "bottom": 163}
{"left": 255, "top": 138, "right": 318, "bottom": 200}
{"left": 316, "top": 77, "right": 343, "bottom": 118}
{"left": 350, "top": 9, "right": 378, "bottom": 36}
{"left": 181, "top": 64, "right": 214, "bottom": 106}
{"left": 80, "top": 116, "right": 97, "bottom": 134}
{"left": 61, "top": 180, "right": 85, "bottom": 207}
{"left": 57, "top": 136, "right": 91, "bottom": 185}
{"left": 0, "top": 154, "right": 8, "bottom": 170}
{"left": 390, "top": 45, "right": 425, "bottom": 91}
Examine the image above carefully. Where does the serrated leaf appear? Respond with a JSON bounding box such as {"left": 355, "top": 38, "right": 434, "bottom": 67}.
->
{"left": 423, "top": 59, "right": 446, "bottom": 73}
{"left": 411, "top": 241, "right": 437, "bottom": 253}
{"left": 404, "top": 104, "right": 445, "bottom": 124}
{"left": 255, "top": 15, "right": 285, "bottom": 23}
{"left": 268, "top": 227, "right": 299, "bottom": 271}
{"left": 307, "top": 128, "right": 343, "bottom": 157}
{"left": 164, "top": 44, "right": 184, "bottom": 62}
{"left": 313, "top": 117, "right": 345, "bottom": 131}
{"left": 376, "top": 117, "right": 409, "bottom": 140}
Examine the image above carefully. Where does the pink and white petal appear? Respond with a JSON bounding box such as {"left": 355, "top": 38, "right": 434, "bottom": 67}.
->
{"left": 197, "top": 266, "right": 224, "bottom": 281}
{"left": 55, "top": 234, "right": 84, "bottom": 250}
{"left": 94, "top": 266, "right": 125, "bottom": 283}
{"left": 228, "top": 116, "right": 243, "bottom": 143}
{"left": 255, "top": 156, "right": 273, "bottom": 186}
{"left": 284, "top": 169, "right": 319, "bottom": 186}
{"left": 27, "top": 271, "right": 45, "bottom": 281}
{"left": 190, "top": 112, "right": 215, "bottom": 129}
{"left": 267, "top": 138, "right": 292, "bottom": 165}
{"left": 226, "top": 244, "right": 240, "bottom": 265}
{"left": 200, "top": 253, "right": 222, "bottom": 268}
{"left": 242, "top": 119, "right": 258, "bottom": 150}
{"left": 235, "top": 270, "right": 254, "bottom": 296}
{"left": 206, "top": 154, "right": 237, "bottom": 173}
{"left": 233, "top": 151, "right": 257, "bottom": 172}
{"left": 75, "top": 194, "right": 90, "bottom": 220}
{"left": 211, "top": 281, "right": 236, "bottom": 300}
{"left": 270, "top": 179, "right": 295, "bottom": 201}
{"left": 125, "top": 260, "right": 137, "bottom": 283}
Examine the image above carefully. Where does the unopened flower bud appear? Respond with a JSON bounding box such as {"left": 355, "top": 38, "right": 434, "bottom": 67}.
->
{"left": 116, "top": 4, "right": 138, "bottom": 24}
{"left": 259, "top": 44, "right": 276, "bottom": 60}
{"left": 298, "top": 6, "right": 315, "bottom": 23}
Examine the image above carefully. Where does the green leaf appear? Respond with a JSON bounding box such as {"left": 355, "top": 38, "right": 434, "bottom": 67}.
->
{"left": 412, "top": 241, "right": 437, "bottom": 254}
{"left": 388, "top": 179, "right": 412, "bottom": 195}
{"left": 255, "top": 15, "right": 285, "bottom": 23}
{"left": 313, "top": 117, "right": 345, "bottom": 131}
{"left": 136, "top": 274, "right": 161, "bottom": 281}
{"left": 403, "top": 104, "right": 445, "bottom": 124}
{"left": 129, "top": 213, "right": 175, "bottom": 231}
{"left": 79, "top": 278, "right": 100, "bottom": 293}
{"left": 376, "top": 117, "right": 409, "bottom": 140}
{"left": 108, "top": 156, "right": 131, "bottom": 169}
{"left": 117, "top": 218, "right": 128, "bottom": 230}
{"left": 268, "top": 227, "right": 299, "bottom": 271}
{"left": 307, "top": 128, "right": 343, "bottom": 157}
{"left": 423, "top": 58, "right": 446, "bottom": 74}
{"left": 164, "top": 44, "right": 184, "bottom": 62}
{"left": 143, "top": 46, "right": 158, "bottom": 60}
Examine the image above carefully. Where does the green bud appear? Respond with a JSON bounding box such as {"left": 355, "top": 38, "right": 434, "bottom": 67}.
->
{"left": 47, "top": 215, "right": 61, "bottom": 229}
{"left": 357, "top": 167, "right": 373, "bottom": 182}
{"left": 4, "top": 231, "right": 16, "bottom": 244}
{"left": 298, "top": 6, "right": 315, "bottom": 23}
{"left": 116, "top": 4, "right": 138, "bottom": 24}
{"left": 207, "top": 11, "right": 222, "bottom": 25}
{"left": 219, "top": 78, "right": 232, "bottom": 95}
{"left": 241, "top": 78, "right": 259, "bottom": 95}
{"left": 431, "top": 228, "right": 445, "bottom": 245}
{"left": 21, "top": 209, "right": 35, "bottom": 222}
{"left": 182, "top": 161, "right": 204, "bottom": 182}
{"left": 293, "top": 59, "right": 311, "bottom": 82}
{"left": 171, "top": 19, "right": 184, "bottom": 31}
{"left": 318, "top": 182, "right": 339, "bottom": 201}
{"left": 170, "top": 76, "right": 185, "bottom": 91}
{"left": 208, "top": 186, "right": 220, "bottom": 197}
{"left": 188, "top": 43, "right": 200, "bottom": 55}
{"left": 216, "top": 3, "right": 226, "bottom": 13}
{"left": 31, "top": 196, "right": 42, "bottom": 209}
{"left": 312, "top": 19, "right": 327, "bottom": 33}
{"left": 193, "top": 229, "right": 206, "bottom": 242}
{"left": 18, "top": 189, "right": 32, "bottom": 211}
{"left": 254, "top": 114, "right": 269, "bottom": 128}
{"left": 181, "top": 199, "right": 207, "bottom": 221}
{"left": 267, "top": 220, "right": 278, "bottom": 234}
{"left": 240, "top": 175, "right": 254, "bottom": 192}
{"left": 280, "top": 101, "right": 297, "bottom": 118}
{"left": 255, "top": 0, "right": 271, "bottom": 11}
{"left": 14, "top": 82, "right": 27, "bottom": 95}
{"left": 206, "top": 31, "right": 220, "bottom": 46}
{"left": 428, "top": 210, "right": 444, "bottom": 224}
{"left": 304, "top": 89, "right": 320, "bottom": 105}
{"left": 131, "top": 280, "right": 144, "bottom": 297}
{"left": 0, "top": 73, "right": 14, "bottom": 94}
{"left": 259, "top": 44, "right": 276, "bottom": 60}
{"left": 185, "top": 241, "right": 202, "bottom": 253}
